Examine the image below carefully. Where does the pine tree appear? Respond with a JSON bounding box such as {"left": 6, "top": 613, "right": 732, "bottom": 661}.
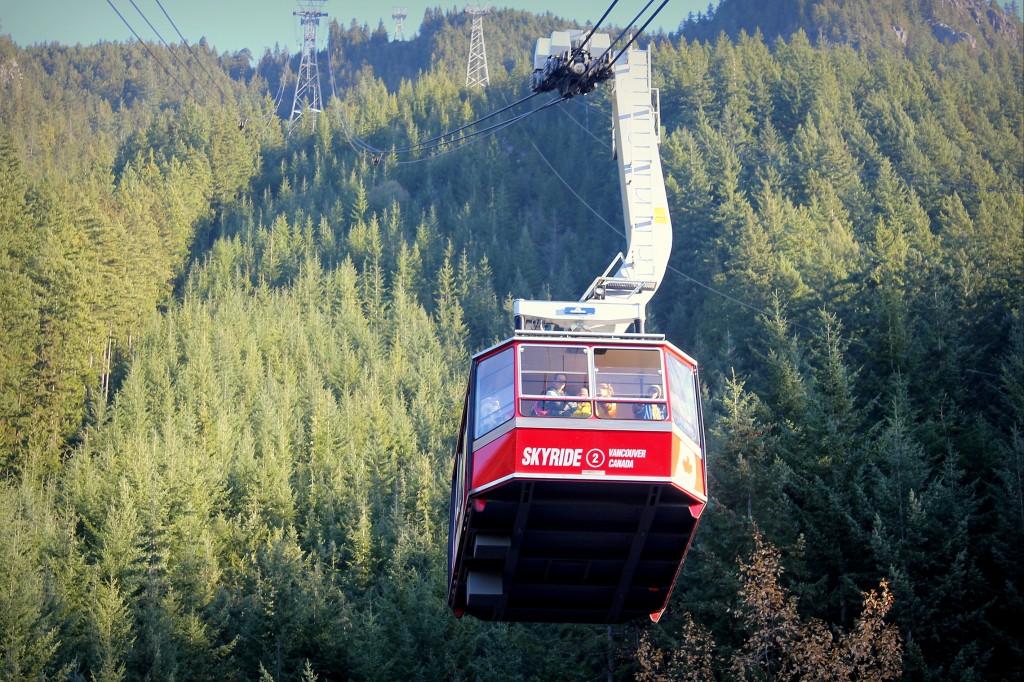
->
{"left": 866, "top": 377, "right": 981, "bottom": 678}
{"left": 434, "top": 243, "right": 467, "bottom": 364}
{"left": 0, "top": 482, "right": 70, "bottom": 679}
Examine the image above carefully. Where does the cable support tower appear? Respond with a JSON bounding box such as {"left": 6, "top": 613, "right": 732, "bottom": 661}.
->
{"left": 290, "top": 0, "right": 328, "bottom": 122}
{"left": 392, "top": 7, "right": 408, "bottom": 41}
{"left": 465, "top": 5, "right": 490, "bottom": 88}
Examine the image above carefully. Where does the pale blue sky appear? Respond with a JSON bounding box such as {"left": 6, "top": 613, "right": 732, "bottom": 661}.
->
{"left": 1, "top": 1, "right": 716, "bottom": 54}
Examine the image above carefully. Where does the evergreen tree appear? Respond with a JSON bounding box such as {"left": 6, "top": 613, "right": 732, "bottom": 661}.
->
{"left": 1, "top": 7, "right": 1023, "bottom": 678}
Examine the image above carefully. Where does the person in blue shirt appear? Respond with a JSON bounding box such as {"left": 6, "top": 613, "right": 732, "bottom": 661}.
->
{"left": 633, "top": 384, "right": 664, "bottom": 420}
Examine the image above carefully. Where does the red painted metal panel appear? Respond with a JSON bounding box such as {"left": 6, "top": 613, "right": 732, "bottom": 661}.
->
{"left": 471, "top": 430, "right": 517, "bottom": 488}
{"left": 471, "top": 426, "right": 707, "bottom": 503}
{"left": 514, "top": 427, "right": 672, "bottom": 477}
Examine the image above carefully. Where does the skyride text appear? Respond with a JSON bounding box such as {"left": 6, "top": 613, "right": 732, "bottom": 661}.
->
{"left": 522, "top": 447, "right": 582, "bottom": 467}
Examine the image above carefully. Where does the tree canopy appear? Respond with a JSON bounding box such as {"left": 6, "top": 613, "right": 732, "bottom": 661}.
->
{"left": 0, "top": 2, "right": 1022, "bottom": 679}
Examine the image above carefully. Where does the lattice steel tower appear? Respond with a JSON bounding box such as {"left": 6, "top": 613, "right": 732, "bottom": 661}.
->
{"left": 392, "top": 7, "right": 408, "bottom": 41}
{"left": 465, "top": 5, "right": 490, "bottom": 88}
{"left": 290, "top": 0, "right": 328, "bottom": 122}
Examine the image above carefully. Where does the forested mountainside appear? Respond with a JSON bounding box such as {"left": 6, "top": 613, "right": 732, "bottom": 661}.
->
{"left": 683, "top": 0, "right": 1021, "bottom": 48}
{"left": 1, "top": 0, "right": 1022, "bottom": 679}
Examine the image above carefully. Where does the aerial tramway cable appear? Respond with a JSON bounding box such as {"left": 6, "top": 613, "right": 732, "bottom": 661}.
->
{"left": 392, "top": 96, "right": 570, "bottom": 164}
{"left": 324, "top": 28, "right": 561, "bottom": 164}
{"left": 339, "top": 93, "right": 569, "bottom": 165}
{"left": 126, "top": 0, "right": 206, "bottom": 93}
{"left": 523, "top": 126, "right": 838, "bottom": 337}
{"left": 608, "top": 0, "right": 671, "bottom": 64}
{"left": 332, "top": 0, "right": 633, "bottom": 161}
{"left": 106, "top": 0, "right": 270, "bottom": 131}
{"left": 384, "top": 91, "right": 545, "bottom": 155}
{"left": 569, "top": 0, "right": 620, "bottom": 61}
{"left": 331, "top": 0, "right": 663, "bottom": 165}
{"left": 104, "top": 0, "right": 191, "bottom": 95}
{"left": 152, "top": 0, "right": 233, "bottom": 102}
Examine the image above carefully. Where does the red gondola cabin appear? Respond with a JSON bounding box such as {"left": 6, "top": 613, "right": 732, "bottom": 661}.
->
{"left": 447, "top": 332, "right": 707, "bottom": 623}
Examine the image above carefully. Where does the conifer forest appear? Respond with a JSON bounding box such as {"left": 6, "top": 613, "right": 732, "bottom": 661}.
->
{"left": 0, "top": 0, "right": 1022, "bottom": 679}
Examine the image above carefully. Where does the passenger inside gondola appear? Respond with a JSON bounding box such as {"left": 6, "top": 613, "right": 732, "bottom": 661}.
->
{"left": 596, "top": 383, "right": 618, "bottom": 418}
{"left": 633, "top": 384, "right": 664, "bottom": 420}
{"left": 572, "top": 387, "right": 592, "bottom": 417}
{"left": 649, "top": 385, "right": 665, "bottom": 419}
{"left": 542, "top": 374, "right": 574, "bottom": 416}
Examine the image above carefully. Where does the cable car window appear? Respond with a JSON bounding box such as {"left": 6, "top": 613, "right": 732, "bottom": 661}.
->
{"left": 474, "top": 348, "right": 515, "bottom": 439}
{"left": 519, "top": 345, "right": 590, "bottom": 418}
{"left": 593, "top": 347, "right": 664, "bottom": 419}
{"left": 667, "top": 354, "right": 700, "bottom": 444}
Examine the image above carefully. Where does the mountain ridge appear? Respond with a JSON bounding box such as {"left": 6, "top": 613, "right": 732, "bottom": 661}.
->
{"left": 681, "top": 0, "right": 1022, "bottom": 51}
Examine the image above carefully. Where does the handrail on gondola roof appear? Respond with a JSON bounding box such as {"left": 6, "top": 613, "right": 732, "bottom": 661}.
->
{"left": 511, "top": 329, "right": 666, "bottom": 342}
